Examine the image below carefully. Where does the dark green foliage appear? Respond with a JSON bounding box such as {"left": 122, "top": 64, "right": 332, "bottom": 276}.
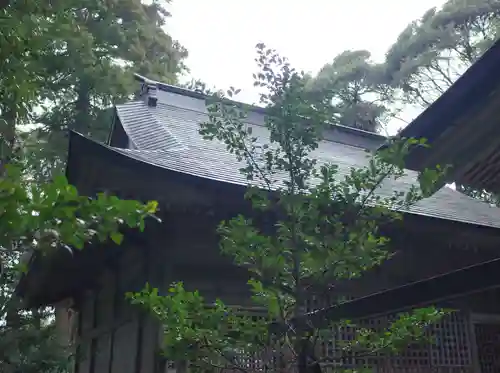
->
{"left": 385, "top": 0, "right": 500, "bottom": 107}
{"left": 3, "top": 0, "right": 188, "bottom": 181}
{"left": 0, "top": 1, "right": 69, "bottom": 167}
{"left": 0, "top": 2, "right": 164, "bottom": 371}
{"left": 309, "top": 0, "right": 500, "bottom": 134}
{"left": 384, "top": 0, "right": 500, "bottom": 202}
{"left": 2, "top": 0, "right": 497, "bottom": 371}
{"left": 0, "top": 248, "right": 69, "bottom": 373}
{"left": 309, "top": 50, "right": 390, "bottom": 133}
{"left": 0, "top": 161, "right": 158, "bottom": 372}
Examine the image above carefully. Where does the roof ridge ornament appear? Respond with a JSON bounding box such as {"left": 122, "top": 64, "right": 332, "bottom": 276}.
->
{"left": 138, "top": 77, "right": 158, "bottom": 107}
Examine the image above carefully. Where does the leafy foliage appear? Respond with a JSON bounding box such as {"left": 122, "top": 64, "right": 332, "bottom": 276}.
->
{"left": 385, "top": 0, "right": 500, "bottom": 107}
{"left": 1, "top": 1, "right": 170, "bottom": 371}
{"left": 0, "top": 164, "right": 157, "bottom": 258}
{"left": 1, "top": 245, "right": 70, "bottom": 373}
{"left": 131, "top": 283, "right": 269, "bottom": 369}
{"left": 309, "top": 0, "right": 500, "bottom": 135}
{"left": 0, "top": 161, "right": 158, "bottom": 371}
{"left": 309, "top": 50, "right": 391, "bottom": 133}
{"left": 0, "top": 1, "right": 68, "bottom": 168}
{"left": 0, "top": 305, "right": 69, "bottom": 373}
{"left": 130, "top": 44, "right": 447, "bottom": 373}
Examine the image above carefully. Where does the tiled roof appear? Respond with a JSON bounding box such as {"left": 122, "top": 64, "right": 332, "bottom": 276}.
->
{"left": 116, "top": 101, "right": 186, "bottom": 151}
{"left": 111, "top": 90, "right": 500, "bottom": 229}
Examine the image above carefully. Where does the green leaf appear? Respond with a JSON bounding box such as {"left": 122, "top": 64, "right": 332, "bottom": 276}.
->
{"left": 110, "top": 231, "right": 124, "bottom": 245}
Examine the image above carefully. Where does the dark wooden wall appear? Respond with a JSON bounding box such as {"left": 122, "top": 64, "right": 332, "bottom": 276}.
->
{"left": 154, "top": 209, "right": 500, "bottom": 373}
{"left": 67, "top": 205, "right": 500, "bottom": 373}
{"left": 61, "top": 131, "right": 500, "bottom": 373}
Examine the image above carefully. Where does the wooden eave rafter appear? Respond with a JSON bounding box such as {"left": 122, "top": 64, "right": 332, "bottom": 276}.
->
{"left": 457, "top": 134, "right": 500, "bottom": 194}
{"left": 395, "top": 39, "right": 500, "bottom": 189}
{"left": 421, "top": 86, "right": 500, "bottom": 193}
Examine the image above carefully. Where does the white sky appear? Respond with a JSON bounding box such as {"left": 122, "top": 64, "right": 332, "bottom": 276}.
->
{"left": 166, "top": 0, "right": 448, "bottom": 134}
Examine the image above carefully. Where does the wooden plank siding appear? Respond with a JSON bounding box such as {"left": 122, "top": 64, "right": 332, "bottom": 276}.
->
{"left": 74, "top": 241, "right": 161, "bottom": 373}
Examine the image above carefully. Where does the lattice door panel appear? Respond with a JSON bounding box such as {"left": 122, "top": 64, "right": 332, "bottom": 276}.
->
{"left": 475, "top": 323, "right": 500, "bottom": 373}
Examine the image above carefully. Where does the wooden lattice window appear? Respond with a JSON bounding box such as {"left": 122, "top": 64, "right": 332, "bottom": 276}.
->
{"left": 430, "top": 312, "right": 472, "bottom": 368}
{"left": 475, "top": 323, "right": 500, "bottom": 373}
{"left": 161, "top": 295, "right": 477, "bottom": 373}
{"left": 305, "top": 295, "right": 475, "bottom": 373}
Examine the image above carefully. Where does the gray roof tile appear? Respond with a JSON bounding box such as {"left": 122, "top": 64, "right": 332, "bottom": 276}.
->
{"left": 114, "top": 96, "right": 500, "bottom": 229}
{"left": 116, "top": 101, "right": 185, "bottom": 151}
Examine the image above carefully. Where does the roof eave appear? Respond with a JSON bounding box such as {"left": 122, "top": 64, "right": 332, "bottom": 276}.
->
{"left": 395, "top": 39, "right": 500, "bottom": 172}
{"left": 399, "top": 39, "right": 500, "bottom": 142}
{"left": 284, "top": 256, "right": 500, "bottom": 330}
{"left": 73, "top": 132, "right": 500, "bottom": 231}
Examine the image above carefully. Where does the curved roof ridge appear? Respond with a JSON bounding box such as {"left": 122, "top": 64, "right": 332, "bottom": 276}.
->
{"left": 133, "top": 73, "right": 387, "bottom": 144}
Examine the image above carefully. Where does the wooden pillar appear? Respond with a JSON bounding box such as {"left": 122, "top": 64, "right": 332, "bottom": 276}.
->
{"left": 55, "top": 298, "right": 77, "bottom": 345}
{"left": 468, "top": 311, "right": 481, "bottom": 373}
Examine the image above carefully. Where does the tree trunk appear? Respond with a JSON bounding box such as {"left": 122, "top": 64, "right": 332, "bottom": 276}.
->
{"left": 74, "top": 81, "right": 91, "bottom": 134}
{"left": 175, "top": 360, "right": 189, "bottom": 373}
{"left": 297, "top": 339, "right": 322, "bottom": 373}
{"left": 0, "top": 105, "right": 17, "bottom": 173}
{"left": 0, "top": 104, "right": 22, "bottom": 327}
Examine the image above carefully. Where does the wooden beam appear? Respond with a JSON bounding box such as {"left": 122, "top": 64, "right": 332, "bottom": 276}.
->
{"left": 274, "top": 257, "right": 500, "bottom": 333}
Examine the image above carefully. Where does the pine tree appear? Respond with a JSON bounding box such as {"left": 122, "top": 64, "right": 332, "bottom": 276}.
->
{"left": 310, "top": 50, "right": 390, "bottom": 133}
{"left": 385, "top": 0, "right": 500, "bottom": 108}
{"left": 385, "top": 0, "right": 500, "bottom": 201}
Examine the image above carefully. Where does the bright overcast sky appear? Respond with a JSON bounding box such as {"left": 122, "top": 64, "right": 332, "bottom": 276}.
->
{"left": 166, "top": 0, "right": 447, "bottom": 134}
